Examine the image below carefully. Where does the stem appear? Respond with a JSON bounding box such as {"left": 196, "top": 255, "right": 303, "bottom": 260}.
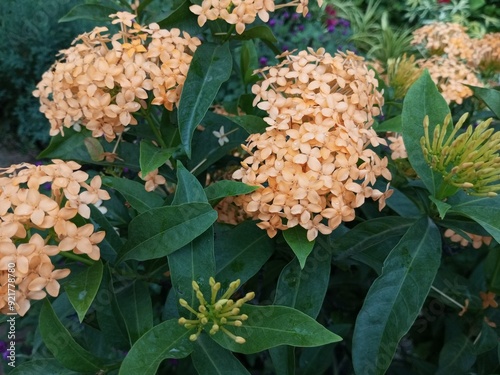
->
{"left": 223, "top": 25, "right": 236, "bottom": 43}
{"left": 141, "top": 109, "right": 167, "bottom": 148}
{"left": 59, "top": 251, "right": 95, "bottom": 266}
{"left": 430, "top": 285, "right": 464, "bottom": 310}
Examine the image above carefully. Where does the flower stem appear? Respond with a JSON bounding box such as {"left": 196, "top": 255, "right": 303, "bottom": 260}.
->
{"left": 59, "top": 251, "right": 95, "bottom": 266}
{"left": 141, "top": 109, "right": 167, "bottom": 148}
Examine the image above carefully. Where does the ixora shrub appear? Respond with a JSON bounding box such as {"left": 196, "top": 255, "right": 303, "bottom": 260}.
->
{"left": 1, "top": 1, "right": 500, "bottom": 374}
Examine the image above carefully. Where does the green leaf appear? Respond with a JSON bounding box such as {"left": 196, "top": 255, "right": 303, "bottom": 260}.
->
{"left": 102, "top": 177, "right": 164, "bottom": 214}
{"left": 59, "top": 4, "right": 120, "bottom": 23}
{"left": 172, "top": 161, "right": 208, "bottom": 204}
{"left": 210, "top": 305, "right": 342, "bottom": 354}
{"left": 204, "top": 180, "right": 259, "bottom": 205}
{"left": 119, "top": 319, "right": 194, "bottom": 375}
{"left": 84, "top": 137, "right": 105, "bottom": 161}
{"left": 352, "top": 217, "right": 442, "bottom": 375}
{"left": 139, "top": 141, "right": 175, "bottom": 177}
{"left": 89, "top": 205, "right": 122, "bottom": 263}
{"left": 233, "top": 25, "right": 278, "bottom": 43}
{"left": 402, "top": 70, "right": 451, "bottom": 196}
{"left": 192, "top": 333, "right": 251, "bottom": 375}
{"left": 38, "top": 129, "right": 140, "bottom": 169}
{"left": 473, "top": 322, "right": 498, "bottom": 355}
{"left": 64, "top": 261, "right": 103, "bottom": 323}
{"left": 436, "top": 333, "right": 476, "bottom": 375}
{"left": 485, "top": 246, "right": 500, "bottom": 294}
{"left": 429, "top": 196, "right": 451, "bottom": 219}
{"left": 373, "top": 115, "right": 402, "bottom": 133}
{"left": 215, "top": 221, "right": 274, "bottom": 286}
{"left": 274, "top": 247, "right": 331, "bottom": 318}
{"left": 333, "top": 217, "right": 416, "bottom": 274}
{"left": 469, "top": 85, "right": 500, "bottom": 119}
{"left": 448, "top": 193, "right": 500, "bottom": 243}
{"left": 383, "top": 187, "right": 421, "bottom": 218}
{"left": 155, "top": 0, "right": 199, "bottom": 34}
{"left": 178, "top": 43, "right": 232, "bottom": 157}
{"left": 10, "top": 359, "right": 80, "bottom": 375}
{"left": 283, "top": 226, "right": 315, "bottom": 269}
{"left": 117, "top": 203, "right": 217, "bottom": 262}
{"left": 241, "top": 40, "right": 259, "bottom": 85}
{"left": 269, "top": 346, "right": 295, "bottom": 375}
{"left": 227, "top": 115, "right": 268, "bottom": 134}
{"left": 299, "top": 344, "right": 336, "bottom": 375}
{"left": 116, "top": 281, "right": 154, "bottom": 345}
{"left": 39, "top": 300, "right": 105, "bottom": 372}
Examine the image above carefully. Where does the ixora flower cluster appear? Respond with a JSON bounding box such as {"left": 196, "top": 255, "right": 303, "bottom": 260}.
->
{"left": 190, "top": 0, "right": 324, "bottom": 34}
{"left": 411, "top": 22, "right": 486, "bottom": 105}
{"left": 0, "top": 160, "right": 109, "bottom": 316}
{"left": 33, "top": 12, "right": 201, "bottom": 142}
{"left": 232, "top": 48, "right": 392, "bottom": 241}
{"left": 178, "top": 278, "right": 255, "bottom": 344}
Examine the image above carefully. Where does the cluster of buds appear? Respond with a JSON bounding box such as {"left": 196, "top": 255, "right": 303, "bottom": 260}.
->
{"left": 444, "top": 229, "right": 492, "bottom": 249}
{"left": 232, "top": 49, "right": 392, "bottom": 241}
{"left": 0, "top": 160, "right": 109, "bottom": 316}
{"left": 421, "top": 113, "right": 500, "bottom": 197}
{"left": 33, "top": 12, "right": 201, "bottom": 142}
{"left": 474, "top": 33, "right": 500, "bottom": 77}
{"left": 190, "top": 0, "right": 324, "bottom": 34}
{"left": 178, "top": 278, "right": 255, "bottom": 344}
{"left": 384, "top": 54, "right": 422, "bottom": 100}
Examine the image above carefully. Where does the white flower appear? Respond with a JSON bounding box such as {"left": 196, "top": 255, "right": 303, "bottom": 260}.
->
{"left": 213, "top": 126, "right": 229, "bottom": 146}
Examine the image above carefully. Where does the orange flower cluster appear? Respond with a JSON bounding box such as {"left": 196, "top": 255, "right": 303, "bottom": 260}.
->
{"left": 444, "top": 229, "right": 492, "bottom": 249}
{"left": 474, "top": 33, "right": 500, "bottom": 76}
{"left": 34, "top": 12, "right": 201, "bottom": 142}
{"left": 190, "top": 0, "right": 323, "bottom": 34}
{"left": 0, "top": 160, "right": 109, "bottom": 316}
{"left": 232, "top": 49, "right": 392, "bottom": 241}
{"left": 417, "top": 56, "right": 481, "bottom": 105}
{"left": 412, "top": 22, "right": 473, "bottom": 61}
{"left": 411, "top": 22, "right": 483, "bottom": 104}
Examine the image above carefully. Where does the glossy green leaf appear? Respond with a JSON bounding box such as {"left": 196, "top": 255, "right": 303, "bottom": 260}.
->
{"left": 168, "top": 161, "right": 215, "bottom": 312}
{"left": 227, "top": 115, "right": 268, "bottom": 134}
{"left": 274, "top": 247, "right": 331, "bottom": 318}
{"left": 10, "top": 359, "right": 80, "bottom": 375}
{"left": 59, "top": 4, "right": 120, "bottom": 23}
{"left": 178, "top": 43, "right": 232, "bottom": 157}
{"left": 233, "top": 25, "right": 278, "bottom": 43}
{"left": 204, "top": 180, "right": 259, "bottom": 205}
{"left": 429, "top": 196, "right": 451, "bottom": 219}
{"left": 139, "top": 141, "right": 176, "bottom": 177}
{"left": 39, "top": 300, "right": 105, "bottom": 372}
{"left": 192, "top": 333, "right": 251, "bottom": 375}
{"left": 119, "top": 319, "right": 194, "bottom": 375}
{"left": 185, "top": 111, "right": 248, "bottom": 175}
{"left": 154, "top": 0, "right": 199, "bottom": 34}
{"left": 64, "top": 261, "right": 103, "bottom": 323}
{"left": 269, "top": 346, "right": 295, "bottom": 375}
{"left": 172, "top": 161, "right": 208, "bottom": 204}
{"left": 473, "top": 322, "right": 498, "bottom": 355}
{"left": 436, "top": 334, "right": 476, "bottom": 375}
{"left": 469, "top": 85, "right": 500, "bottom": 119}
{"left": 89, "top": 205, "right": 122, "bottom": 263}
{"left": 215, "top": 221, "right": 274, "bottom": 286}
{"left": 241, "top": 40, "right": 259, "bottom": 85}
{"left": 352, "top": 217, "right": 442, "bottom": 375}
{"left": 210, "top": 305, "right": 342, "bottom": 354}
{"left": 448, "top": 192, "right": 500, "bottom": 243}
{"left": 333, "top": 217, "right": 416, "bottom": 274}
{"left": 283, "top": 226, "right": 315, "bottom": 269}
{"left": 383, "top": 187, "right": 421, "bottom": 218}
{"left": 38, "top": 129, "right": 139, "bottom": 170}
{"left": 299, "top": 344, "right": 336, "bottom": 375}
{"left": 373, "top": 115, "right": 402, "bottom": 133}
{"left": 402, "top": 70, "right": 450, "bottom": 196}
{"left": 117, "top": 202, "right": 217, "bottom": 262}
{"left": 116, "top": 281, "right": 154, "bottom": 345}
{"left": 102, "top": 177, "right": 164, "bottom": 214}
{"left": 485, "top": 246, "right": 500, "bottom": 294}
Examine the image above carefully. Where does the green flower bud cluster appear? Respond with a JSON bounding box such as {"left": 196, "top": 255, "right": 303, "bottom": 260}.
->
{"left": 178, "top": 277, "right": 255, "bottom": 344}
{"left": 421, "top": 113, "right": 500, "bottom": 197}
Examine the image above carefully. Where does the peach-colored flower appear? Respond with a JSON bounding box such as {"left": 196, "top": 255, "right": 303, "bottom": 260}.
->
{"left": 479, "top": 291, "right": 498, "bottom": 309}
{"left": 232, "top": 49, "right": 391, "bottom": 241}
{"left": 444, "top": 229, "right": 492, "bottom": 249}
{"left": 139, "top": 169, "right": 167, "bottom": 192}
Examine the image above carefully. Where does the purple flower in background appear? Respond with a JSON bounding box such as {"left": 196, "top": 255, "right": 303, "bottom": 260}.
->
{"left": 0, "top": 341, "right": 8, "bottom": 360}
{"left": 42, "top": 182, "right": 52, "bottom": 191}
{"left": 269, "top": 18, "right": 276, "bottom": 27}
{"left": 292, "top": 13, "right": 300, "bottom": 20}
{"left": 283, "top": 11, "right": 290, "bottom": 19}
{"left": 298, "top": 24, "right": 305, "bottom": 31}
{"left": 282, "top": 44, "right": 289, "bottom": 52}
{"left": 339, "top": 19, "right": 350, "bottom": 28}
{"left": 259, "top": 56, "right": 268, "bottom": 66}
{"left": 327, "top": 25, "right": 335, "bottom": 33}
